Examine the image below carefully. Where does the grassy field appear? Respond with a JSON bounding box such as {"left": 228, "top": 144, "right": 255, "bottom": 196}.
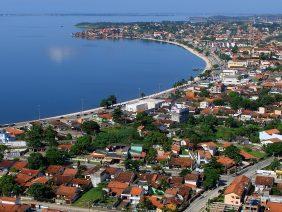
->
{"left": 73, "top": 187, "right": 103, "bottom": 207}
{"left": 240, "top": 146, "right": 266, "bottom": 159}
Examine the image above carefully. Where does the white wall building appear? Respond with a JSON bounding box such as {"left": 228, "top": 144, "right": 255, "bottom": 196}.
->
{"left": 125, "top": 98, "right": 164, "bottom": 112}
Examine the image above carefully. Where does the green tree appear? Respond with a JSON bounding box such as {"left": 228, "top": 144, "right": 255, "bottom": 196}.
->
{"left": 203, "top": 167, "right": 220, "bottom": 189}
{"left": 27, "top": 183, "right": 54, "bottom": 201}
{"left": 27, "top": 152, "right": 46, "bottom": 170}
{"left": 224, "top": 145, "right": 243, "bottom": 163}
{"left": 45, "top": 148, "right": 69, "bottom": 165}
{"left": 137, "top": 198, "right": 156, "bottom": 210}
{"left": 0, "top": 175, "right": 22, "bottom": 196}
{"left": 44, "top": 125, "right": 58, "bottom": 147}
{"left": 26, "top": 124, "right": 44, "bottom": 150}
{"left": 199, "top": 89, "right": 210, "bottom": 97}
{"left": 145, "top": 148, "right": 157, "bottom": 164}
{"left": 265, "top": 143, "right": 282, "bottom": 156}
{"left": 70, "top": 135, "right": 94, "bottom": 156}
{"left": 269, "top": 158, "right": 280, "bottom": 171}
{"left": 124, "top": 159, "right": 140, "bottom": 172}
{"left": 81, "top": 121, "right": 100, "bottom": 135}
{"left": 0, "top": 145, "right": 8, "bottom": 162}
{"left": 112, "top": 107, "right": 123, "bottom": 124}
{"left": 179, "top": 168, "right": 192, "bottom": 177}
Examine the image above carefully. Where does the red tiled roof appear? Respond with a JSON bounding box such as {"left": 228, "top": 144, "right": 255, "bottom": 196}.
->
{"left": 15, "top": 173, "right": 33, "bottom": 186}
{"left": 255, "top": 176, "right": 274, "bottom": 186}
{"left": 114, "top": 171, "right": 135, "bottom": 183}
{"left": 62, "top": 168, "right": 77, "bottom": 177}
{"left": 217, "top": 156, "right": 235, "bottom": 168}
{"left": 25, "top": 176, "right": 49, "bottom": 187}
{"left": 107, "top": 181, "right": 128, "bottom": 196}
{"left": 46, "top": 165, "right": 64, "bottom": 175}
{"left": 170, "top": 157, "right": 194, "bottom": 168}
{"left": 5, "top": 127, "right": 24, "bottom": 136}
{"left": 266, "top": 201, "right": 282, "bottom": 212}
{"left": 56, "top": 185, "right": 79, "bottom": 200}
{"left": 265, "top": 129, "right": 280, "bottom": 135}
{"left": 21, "top": 169, "right": 40, "bottom": 177}
{"left": 11, "top": 161, "right": 28, "bottom": 171}
{"left": 130, "top": 187, "right": 143, "bottom": 196}
{"left": 224, "top": 175, "right": 250, "bottom": 196}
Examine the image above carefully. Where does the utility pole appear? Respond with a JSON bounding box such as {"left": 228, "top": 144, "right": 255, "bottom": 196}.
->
{"left": 81, "top": 98, "right": 84, "bottom": 116}
{"left": 38, "top": 105, "right": 41, "bottom": 121}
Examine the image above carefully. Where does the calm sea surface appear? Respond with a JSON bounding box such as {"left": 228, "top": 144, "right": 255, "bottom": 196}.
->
{"left": 0, "top": 15, "right": 205, "bottom": 124}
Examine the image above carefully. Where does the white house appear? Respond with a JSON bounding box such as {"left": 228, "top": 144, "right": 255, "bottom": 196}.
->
{"left": 259, "top": 129, "right": 282, "bottom": 142}
{"left": 199, "top": 101, "right": 209, "bottom": 109}
{"left": 125, "top": 98, "right": 164, "bottom": 113}
{"left": 220, "top": 69, "right": 239, "bottom": 85}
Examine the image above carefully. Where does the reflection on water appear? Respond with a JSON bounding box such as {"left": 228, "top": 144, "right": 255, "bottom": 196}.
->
{"left": 47, "top": 46, "right": 75, "bottom": 63}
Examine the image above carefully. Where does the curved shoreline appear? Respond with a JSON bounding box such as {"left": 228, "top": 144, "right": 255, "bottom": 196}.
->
{"left": 3, "top": 39, "right": 213, "bottom": 127}
{"left": 142, "top": 38, "right": 213, "bottom": 71}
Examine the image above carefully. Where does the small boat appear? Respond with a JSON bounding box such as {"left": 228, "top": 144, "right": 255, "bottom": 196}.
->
{"left": 193, "top": 68, "right": 200, "bottom": 72}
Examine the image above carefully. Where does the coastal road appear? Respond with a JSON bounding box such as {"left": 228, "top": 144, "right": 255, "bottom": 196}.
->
{"left": 185, "top": 157, "right": 274, "bottom": 212}
{"left": 21, "top": 200, "right": 117, "bottom": 212}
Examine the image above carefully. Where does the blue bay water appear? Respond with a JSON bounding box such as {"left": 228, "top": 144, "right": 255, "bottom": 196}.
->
{"left": 0, "top": 15, "right": 205, "bottom": 124}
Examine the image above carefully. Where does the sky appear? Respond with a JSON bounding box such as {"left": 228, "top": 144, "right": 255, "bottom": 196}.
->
{"left": 0, "top": 0, "right": 281, "bottom": 15}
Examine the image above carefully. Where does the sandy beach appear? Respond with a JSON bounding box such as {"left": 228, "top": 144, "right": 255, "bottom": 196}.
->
{"left": 143, "top": 38, "right": 213, "bottom": 71}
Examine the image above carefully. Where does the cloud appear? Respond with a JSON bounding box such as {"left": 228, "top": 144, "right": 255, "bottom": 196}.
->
{"left": 48, "top": 46, "right": 75, "bottom": 63}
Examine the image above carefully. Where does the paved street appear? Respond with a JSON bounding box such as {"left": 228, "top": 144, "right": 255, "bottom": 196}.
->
{"left": 185, "top": 157, "right": 274, "bottom": 212}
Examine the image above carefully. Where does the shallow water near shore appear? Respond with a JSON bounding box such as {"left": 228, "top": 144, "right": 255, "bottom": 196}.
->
{"left": 0, "top": 15, "right": 205, "bottom": 124}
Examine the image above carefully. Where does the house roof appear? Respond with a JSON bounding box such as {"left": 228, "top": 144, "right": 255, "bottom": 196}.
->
{"left": 198, "top": 150, "right": 212, "bottom": 159}
{"left": 170, "top": 176, "right": 184, "bottom": 185}
{"left": 11, "top": 161, "right": 28, "bottom": 171}
{"left": 71, "top": 178, "right": 91, "bottom": 186}
{"left": 184, "top": 173, "right": 199, "bottom": 181}
{"left": 224, "top": 175, "right": 250, "bottom": 196}
{"left": 21, "top": 169, "right": 40, "bottom": 177}
{"left": 200, "top": 142, "right": 217, "bottom": 148}
{"left": 130, "top": 187, "right": 143, "bottom": 196}
{"left": 217, "top": 156, "right": 235, "bottom": 168}
{"left": 114, "top": 171, "right": 135, "bottom": 183}
{"left": 265, "top": 129, "right": 280, "bottom": 135}
{"left": 25, "top": 176, "right": 49, "bottom": 187}
{"left": 0, "top": 203, "right": 31, "bottom": 212}
{"left": 255, "top": 176, "right": 274, "bottom": 186}
{"left": 149, "top": 196, "right": 164, "bottom": 209}
{"left": 46, "top": 165, "right": 64, "bottom": 175}
{"left": 52, "top": 175, "right": 74, "bottom": 186}
{"left": 266, "top": 201, "right": 282, "bottom": 212}
{"left": 0, "top": 160, "right": 15, "bottom": 169}
{"left": 56, "top": 185, "right": 79, "bottom": 200}
{"left": 170, "top": 157, "right": 194, "bottom": 168}
{"left": 62, "top": 168, "right": 77, "bottom": 177}
{"left": 240, "top": 150, "right": 257, "bottom": 160}
{"left": 15, "top": 173, "right": 33, "bottom": 186}
{"left": 5, "top": 127, "right": 24, "bottom": 136}
{"left": 107, "top": 180, "right": 128, "bottom": 196}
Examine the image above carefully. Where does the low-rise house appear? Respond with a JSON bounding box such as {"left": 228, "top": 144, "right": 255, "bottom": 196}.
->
{"left": 114, "top": 171, "right": 135, "bottom": 184}
{"left": 224, "top": 175, "right": 250, "bottom": 206}
{"left": 184, "top": 173, "right": 199, "bottom": 189}
{"left": 0, "top": 197, "right": 31, "bottom": 212}
{"left": 70, "top": 178, "right": 91, "bottom": 190}
{"left": 170, "top": 157, "right": 194, "bottom": 169}
{"left": 89, "top": 168, "right": 109, "bottom": 187}
{"left": 259, "top": 129, "right": 282, "bottom": 142}
{"left": 11, "top": 161, "right": 28, "bottom": 172}
{"left": 55, "top": 185, "right": 80, "bottom": 204}
{"left": 107, "top": 181, "right": 129, "bottom": 196}
{"left": 45, "top": 165, "right": 65, "bottom": 177}
{"left": 25, "top": 176, "right": 49, "bottom": 187}
{"left": 129, "top": 144, "right": 146, "bottom": 160}
{"left": 197, "top": 150, "right": 212, "bottom": 165}
{"left": 217, "top": 156, "right": 236, "bottom": 174}
{"left": 121, "top": 186, "right": 144, "bottom": 205}
{"left": 200, "top": 142, "right": 217, "bottom": 156}
{"left": 0, "top": 160, "right": 15, "bottom": 172}
{"left": 255, "top": 176, "right": 274, "bottom": 193}
{"left": 62, "top": 168, "right": 77, "bottom": 177}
